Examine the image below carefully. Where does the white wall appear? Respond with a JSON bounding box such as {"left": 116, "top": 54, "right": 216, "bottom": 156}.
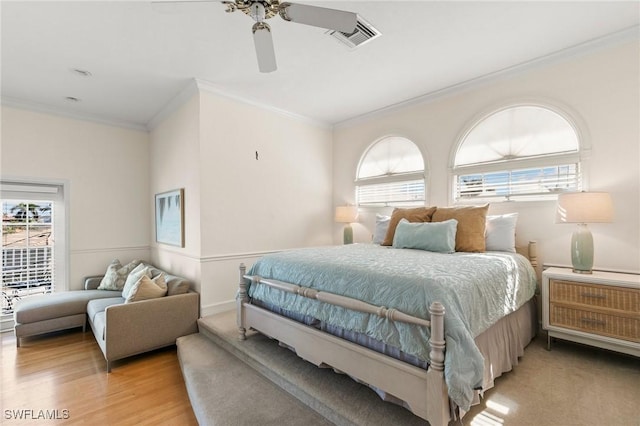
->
{"left": 1, "top": 106, "right": 151, "bottom": 289}
{"left": 333, "top": 40, "right": 640, "bottom": 273}
{"left": 198, "top": 90, "right": 334, "bottom": 254}
{"left": 197, "top": 89, "right": 334, "bottom": 314}
{"left": 149, "top": 92, "right": 203, "bottom": 292}
{"left": 149, "top": 84, "right": 334, "bottom": 315}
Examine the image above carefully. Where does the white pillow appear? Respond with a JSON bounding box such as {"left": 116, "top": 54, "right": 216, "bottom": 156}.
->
{"left": 485, "top": 213, "right": 518, "bottom": 252}
{"left": 372, "top": 214, "right": 391, "bottom": 244}
{"left": 125, "top": 272, "right": 167, "bottom": 303}
{"left": 122, "top": 263, "right": 151, "bottom": 300}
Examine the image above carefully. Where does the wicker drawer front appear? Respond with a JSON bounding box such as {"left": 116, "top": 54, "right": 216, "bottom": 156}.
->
{"left": 550, "top": 304, "right": 640, "bottom": 343}
{"left": 550, "top": 279, "right": 640, "bottom": 312}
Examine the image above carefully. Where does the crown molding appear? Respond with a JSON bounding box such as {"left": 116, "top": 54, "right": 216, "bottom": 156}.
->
{"left": 334, "top": 25, "right": 640, "bottom": 129}
{"left": 146, "top": 78, "right": 331, "bottom": 130}
{"left": 0, "top": 96, "right": 148, "bottom": 132}
{"left": 194, "top": 78, "right": 332, "bottom": 129}
{"left": 146, "top": 79, "right": 200, "bottom": 131}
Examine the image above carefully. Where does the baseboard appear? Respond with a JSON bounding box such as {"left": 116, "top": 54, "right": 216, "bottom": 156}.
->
{"left": 200, "top": 300, "right": 235, "bottom": 318}
{"left": 0, "top": 317, "right": 16, "bottom": 334}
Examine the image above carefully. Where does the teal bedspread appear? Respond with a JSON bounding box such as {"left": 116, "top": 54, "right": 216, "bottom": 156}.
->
{"left": 247, "top": 243, "right": 537, "bottom": 410}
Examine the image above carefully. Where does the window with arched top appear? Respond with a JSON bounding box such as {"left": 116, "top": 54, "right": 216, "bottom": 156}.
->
{"left": 453, "top": 105, "right": 582, "bottom": 202}
{"left": 356, "top": 136, "right": 425, "bottom": 206}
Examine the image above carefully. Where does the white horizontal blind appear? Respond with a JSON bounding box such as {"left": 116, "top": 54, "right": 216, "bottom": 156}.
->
{"left": 357, "top": 179, "right": 425, "bottom": 206}
{"left": 455, "top": 163, "right": 580, "bottom": 201}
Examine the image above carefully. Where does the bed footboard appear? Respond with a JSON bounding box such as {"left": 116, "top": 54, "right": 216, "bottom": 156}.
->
{"left": 236, "top": 263, "right": 449, "bottom": 426}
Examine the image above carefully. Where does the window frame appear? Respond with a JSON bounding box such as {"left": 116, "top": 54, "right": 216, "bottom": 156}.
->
{"left": 355, "top": 136, "right": 427, "bottom": 207}
{"left": 1, "top": 178, "right": 69, "bottom": 332}
{"left": 450, "top": 102, "right": 590, "bottom": 204}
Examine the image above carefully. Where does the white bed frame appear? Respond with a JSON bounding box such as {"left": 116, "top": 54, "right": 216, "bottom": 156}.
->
{"left": 237, "top": 242, "right": 538, "bottom": 426}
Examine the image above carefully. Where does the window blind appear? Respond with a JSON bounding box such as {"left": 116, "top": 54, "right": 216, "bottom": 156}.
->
{"left": 455, "top": 164, "right": 580, "bottom": 201}
{"left": 357, "top": 179, "right": 425, "bottom": 206}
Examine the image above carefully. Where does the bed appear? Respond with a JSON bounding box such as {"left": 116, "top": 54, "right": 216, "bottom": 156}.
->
{"left": 236, "top": 210, "right": 538, "bottom": 426}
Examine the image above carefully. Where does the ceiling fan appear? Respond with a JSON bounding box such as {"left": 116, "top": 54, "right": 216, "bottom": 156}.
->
{"left": 159, "top": 1, "right": 358, "bottom": 73}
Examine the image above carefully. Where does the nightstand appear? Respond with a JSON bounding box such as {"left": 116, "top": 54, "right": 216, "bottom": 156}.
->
{"left": 542, "top": 267, "right": 639, "bottom": 357}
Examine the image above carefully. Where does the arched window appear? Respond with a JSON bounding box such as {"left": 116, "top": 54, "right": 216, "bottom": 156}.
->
{"left": 356, "top": 136, "right": 425, "bottom": 206}
{"left": 453, "top": 105, "right": 582, "bottom": 202}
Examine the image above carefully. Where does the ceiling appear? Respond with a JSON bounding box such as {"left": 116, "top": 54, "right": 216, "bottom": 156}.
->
{"left": 2, "top": 1, "right": 639, "bottom": 129}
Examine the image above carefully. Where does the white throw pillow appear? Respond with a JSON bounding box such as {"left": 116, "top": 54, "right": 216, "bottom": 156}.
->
{"left": 122, "top": 263, "right": 151, "bottom": 300}
{"left": 372, "top": 214, "right": 391, "bottom": 244}
{"left": 485, "top": 213, "right": 518, "bottom": 252}
{"left": 125, "top": 272, "right": 167, "bottom": 303}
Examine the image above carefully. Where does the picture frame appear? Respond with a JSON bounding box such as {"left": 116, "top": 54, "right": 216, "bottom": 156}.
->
{"left": 155, "top": 188, "right": 184, "bottom": 247}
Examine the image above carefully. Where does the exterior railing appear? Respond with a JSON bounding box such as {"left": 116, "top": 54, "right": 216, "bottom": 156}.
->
{"left": 2, "top": 247, "right": 53, "bottom": 315}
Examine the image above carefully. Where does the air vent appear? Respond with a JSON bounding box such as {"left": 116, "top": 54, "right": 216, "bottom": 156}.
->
{"left": 327, "top": 16, "right": 380, "bottom": 49}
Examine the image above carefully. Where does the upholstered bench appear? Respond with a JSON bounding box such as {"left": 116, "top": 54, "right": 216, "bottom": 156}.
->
{"left": 13, "top": 286, "right": 121, "bottom": 347}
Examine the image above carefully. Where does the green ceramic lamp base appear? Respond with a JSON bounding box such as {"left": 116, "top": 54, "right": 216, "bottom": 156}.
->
{"left": 571, "top": 223, "right": 594, "bottom": 274}
{"left": 343, "top": 224, "right": 353, "bottom": 245}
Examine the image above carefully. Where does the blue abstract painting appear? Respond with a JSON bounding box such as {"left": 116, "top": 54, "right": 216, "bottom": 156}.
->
{"left": 155, "top": 188, "right": 184, "bottom": 247}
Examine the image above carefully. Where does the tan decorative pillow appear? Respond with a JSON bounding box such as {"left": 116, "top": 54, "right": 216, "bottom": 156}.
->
{"left": 381, "top": 206, "right": 437, "bottom": 246}
{"left": 97, "top": 259, "right": 142, "bottom": 291}
{"left": 432, "top": 205, "right": 489, "bottom": 252}
{"left": 125, "top": 272, "right": 167, "bottom": 303}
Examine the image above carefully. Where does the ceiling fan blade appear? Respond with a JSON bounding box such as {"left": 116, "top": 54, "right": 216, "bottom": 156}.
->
{"left": 280, "top": 3, "right": 357, "bottom": 33}
{"left": 252, "top": 23, "right": 277, "bottom": 73}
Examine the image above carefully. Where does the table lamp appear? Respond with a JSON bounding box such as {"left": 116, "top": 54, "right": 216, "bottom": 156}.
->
{"left": 556, "top": 191, "right": 613, "bottom": 274}
{"left": 335, "top": 206, "right": 358, "bottom": 244}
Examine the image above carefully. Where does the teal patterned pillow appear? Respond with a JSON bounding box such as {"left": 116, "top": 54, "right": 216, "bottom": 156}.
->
{"left": 97, "top": 259, "right": 142, "bottom": 291}
{"left": 392, "top": 218, "right": 458, "bottom": 253}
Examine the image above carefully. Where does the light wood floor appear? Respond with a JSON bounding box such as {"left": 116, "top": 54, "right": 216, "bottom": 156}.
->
{"left": 1, "top": 329, "right": 198, "bottom": 425}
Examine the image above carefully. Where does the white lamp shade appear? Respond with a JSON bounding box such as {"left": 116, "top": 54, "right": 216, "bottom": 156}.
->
{"left": 556, "top": 192, "right": 613, "bottom": 224}
{"left": 335, "top": 206, "right": 358, "bottom": 223}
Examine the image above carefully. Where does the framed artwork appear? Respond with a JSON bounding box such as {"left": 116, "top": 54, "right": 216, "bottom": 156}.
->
{"left": 155, "top": 188, "right": 184, "bottom": 247}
